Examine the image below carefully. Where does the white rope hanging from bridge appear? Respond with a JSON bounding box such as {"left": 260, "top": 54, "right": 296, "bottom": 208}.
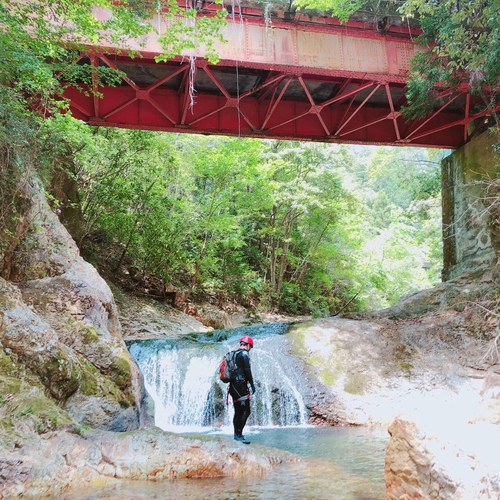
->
{"left": 157, "top": 1, "right": 162, "bottom": 35}
{"left": 188, "top": 55, "right": 197, "bottom": 111}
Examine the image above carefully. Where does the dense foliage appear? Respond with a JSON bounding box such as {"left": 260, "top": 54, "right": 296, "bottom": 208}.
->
{"left": 290, "top": 0, "right": 500, "bottom": 126}
{"left": 401, "top": 0, "right": 500, "bottom": 125}
{"left": 39, "top": 115, "right": 444, "bottom": 315}
{"left": 0, "top": 0, "right": 226, "bottom": 114}
{"left": 291, "top": 0, "right": 402, "bottom": 21}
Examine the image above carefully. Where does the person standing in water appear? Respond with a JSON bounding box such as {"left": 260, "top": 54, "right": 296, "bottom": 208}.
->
{"left": 229, "top": 335, "right": 255, "bottom": 444}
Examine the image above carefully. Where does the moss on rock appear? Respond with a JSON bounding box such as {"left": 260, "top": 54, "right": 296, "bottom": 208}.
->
{"left": 41, "top": 346, "right": 80, "bottom": 400}
{"left": 0, "top": 347, "right": 22, "bottom": 379}
{"left": 81, "top": 326, "right": 100, "bottom": 344}
{"left": 342, "top": 371, "right": 367, "bottom": 395}
{"left": 0, "top": 348, "right": 73, "bottom": 451}
{"left": 108, "top": 353, "right": 133, "bottom": 390}
{"left": 77, "top": 358, "right": 132, "bottom": 408}
{"left": 393, "top": 344, "right": 415, "bottom": 374}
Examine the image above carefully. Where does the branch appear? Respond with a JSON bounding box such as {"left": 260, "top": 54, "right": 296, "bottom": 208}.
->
{"left": 332, "top": 290, "right": 360, "bottom": 317}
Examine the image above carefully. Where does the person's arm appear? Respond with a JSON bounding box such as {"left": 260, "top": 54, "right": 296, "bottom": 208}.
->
{"left": 240, "top": 351, "right": 255, "bottom": 393}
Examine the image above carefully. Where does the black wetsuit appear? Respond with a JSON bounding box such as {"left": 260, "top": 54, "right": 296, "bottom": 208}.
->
{"left": 229, "top": 349, "right": 254, "bottom": 437}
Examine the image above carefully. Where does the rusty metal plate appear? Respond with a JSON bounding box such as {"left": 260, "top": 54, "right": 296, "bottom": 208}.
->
{"left": 296, "top": 30, "right": 343, "bottom": 70}
{"left": 121, "top": 15, "right": 415, "bottom": 80}
{"left": 342, "top": 37, "right": 387, "bottom": 74}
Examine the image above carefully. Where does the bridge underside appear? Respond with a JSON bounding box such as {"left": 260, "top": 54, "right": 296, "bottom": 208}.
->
{"left": 64, "top": 17, "right": 492, "bottom": 149}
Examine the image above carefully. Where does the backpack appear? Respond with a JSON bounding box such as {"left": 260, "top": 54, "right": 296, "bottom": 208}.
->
{"left": 219, "top": 349, "right": 241, "bottom": 383}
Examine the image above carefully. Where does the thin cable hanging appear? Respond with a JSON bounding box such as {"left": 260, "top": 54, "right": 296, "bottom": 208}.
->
{"left": 157, "top": 1, "right": 162, "bottom": 35}
{"left": 182, "top": 0, "right": 196, "bottom": 112}
{"left": 236, "top": 61, "right": 241, "bottom": 138}
{"left": 231, "top": 0, "right": 243, "bottom": 138}
{"left": 188, "top": 55, "right": 196, "bottom": 111}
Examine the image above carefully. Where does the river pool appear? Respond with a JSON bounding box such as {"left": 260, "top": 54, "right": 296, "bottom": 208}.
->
{"left": 64, "top": 425, "right": 388, "bottom": 500}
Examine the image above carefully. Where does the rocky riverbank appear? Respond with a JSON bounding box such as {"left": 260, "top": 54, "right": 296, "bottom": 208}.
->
{"left": 1, "top": 424, "right": 293, "bottom": 498}
{"left": 287, "top": 277, "right": 500, "bottom": 498}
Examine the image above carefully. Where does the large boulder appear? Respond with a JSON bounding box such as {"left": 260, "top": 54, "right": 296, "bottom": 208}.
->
{"left": 348, "top": 275, "right": 499, "bottom": 320}
{"left": 4, "top": 176, "right": 80, "bottom": 282}
{"left": 384, "top": 366, "right": 500, "bottom": 499}
{"left": 385, "top": 416, "right": 500, "bottom": 499}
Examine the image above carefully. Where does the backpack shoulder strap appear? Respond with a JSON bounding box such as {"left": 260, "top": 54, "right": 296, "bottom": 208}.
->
{"left": 232, "top": 348, "right": 244, "bottom": 364}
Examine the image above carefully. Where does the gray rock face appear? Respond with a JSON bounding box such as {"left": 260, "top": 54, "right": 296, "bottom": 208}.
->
{"left": 1, "top": 278, "right": 80, "bottom": 400}
{"left": 0, "top": 176, "right": 150, "bottom": 431}
{"left": 6, "top": 176, "right": 81, "bottom": 282}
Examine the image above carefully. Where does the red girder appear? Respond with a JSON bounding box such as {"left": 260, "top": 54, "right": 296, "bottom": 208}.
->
{"left": 63, "top": 15, "right": 495, "bottom": 148}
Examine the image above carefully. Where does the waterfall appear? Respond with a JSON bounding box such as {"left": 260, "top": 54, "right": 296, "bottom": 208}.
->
{"left": 128, "top": 325, "right": 310, "bottom": 433}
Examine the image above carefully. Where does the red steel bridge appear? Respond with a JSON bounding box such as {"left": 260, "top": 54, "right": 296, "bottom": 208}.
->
{"left": 64, "top": 4, "right": 494, "bottom": 149}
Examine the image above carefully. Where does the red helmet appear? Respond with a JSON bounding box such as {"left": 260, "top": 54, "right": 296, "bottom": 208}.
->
{"left": 240, "top": 335, "right": 254, "bottom": 348}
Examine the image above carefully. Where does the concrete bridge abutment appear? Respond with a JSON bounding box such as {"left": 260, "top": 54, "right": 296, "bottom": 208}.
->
{"left": 441, "top": 130, "right": 500, "bottom": 281}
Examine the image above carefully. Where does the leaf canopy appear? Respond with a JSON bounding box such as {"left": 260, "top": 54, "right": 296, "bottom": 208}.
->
{"left": 0, "top": 0, "right": 227, "bottom": 111}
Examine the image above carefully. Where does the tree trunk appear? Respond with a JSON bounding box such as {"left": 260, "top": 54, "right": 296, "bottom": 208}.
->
{"left": 276, "top": 217, "right": 293, "bottom": 295}
{"left": 293, "top": 220, "right": 332, "bottom": 286}
{"left": 184, "top": 190, "right": 218, "bottom": 302}
{"left": 267, "top": 204, "right": 278, "bottom": 286}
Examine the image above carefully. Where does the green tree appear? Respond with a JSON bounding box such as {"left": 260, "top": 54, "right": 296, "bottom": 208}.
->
{"left": 241, "top": 141, "right": 359, "bottom": 314}
{"left": 34, "top": 113, "right": 446, "bottom": 315}
{"left": 400, "top": 0, "right": 500, "bottom": 125}
{"left": 82, "top": 130, "right": 189, "bottom": 287}
{"left": 179, "top": 137, "right": 262, "bottom": 302}
{"left": 348, "top": 146, "right": 444, "bottom": 308}
{"left": 291, "top": 0, "right": 398, "bottom": 21}
{"left": 0, "top": 0, "right": 227, "bottom": 114}
{"left": 289, "top": 0, "right": 500, "bottom": 127}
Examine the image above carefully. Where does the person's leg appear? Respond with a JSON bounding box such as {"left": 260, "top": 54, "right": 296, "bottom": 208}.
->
{"left": 239, "top": 399, "right": 251, "bottom": 434}
{"left": 233, "top": 400, "right": 246, "bottom": 436}
{"left": 229, "top": 382, "right": 251, "bottom": 443}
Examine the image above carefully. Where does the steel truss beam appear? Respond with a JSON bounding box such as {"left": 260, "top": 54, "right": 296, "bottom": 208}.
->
{"left": 64, "top": 52, "right": 496, "bottom": 149}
